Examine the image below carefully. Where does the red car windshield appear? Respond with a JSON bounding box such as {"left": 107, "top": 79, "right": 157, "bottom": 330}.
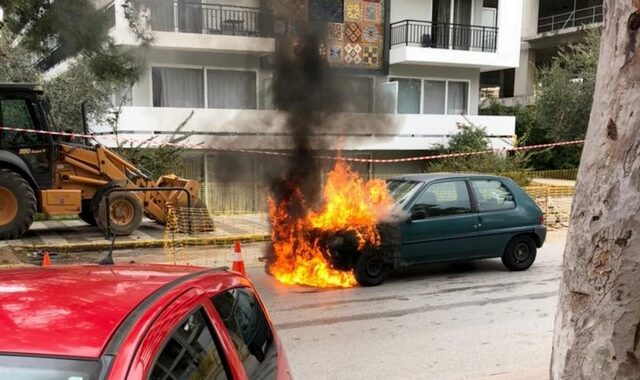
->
{"left": 0, "top": 355, "right": 104, "bottom": 380}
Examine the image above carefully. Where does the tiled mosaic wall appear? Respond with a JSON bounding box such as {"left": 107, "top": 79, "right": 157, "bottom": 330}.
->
{"left": 271, "top": 0, "right": 386, "bottom": 71}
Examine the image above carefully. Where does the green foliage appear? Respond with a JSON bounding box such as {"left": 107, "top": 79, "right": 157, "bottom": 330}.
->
{"left": 0, "top": 31, "right": 41, "bottom": 81}
{"left": 536, "top": 28, "right": 600, "bottom": 142}
{"left": 426, "top": 123, "right": 531, "bottom": 186}
{"left": 114, "top": 112, "right": 195, "bottom": 180}
{"left": 480, "top": 30, "right": 599, "bottom": 170}
{"left": 0, "top": 1, "right": 145, "bottom": 133}
{"left": 1, "top": 0, "right": 108, "bottom": 56}
{"left": 480, "top": 100, "right": 537, "bottom": 140}
{"left": 44, "top": 59, "right": 135, "bottom": 132}
{"left": 443, "top": 123, "right": 490, "bottom": 153}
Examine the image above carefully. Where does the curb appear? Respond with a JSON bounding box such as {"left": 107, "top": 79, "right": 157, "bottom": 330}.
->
{"left": 10, "top": 234, "right": 271, "bottom": 254}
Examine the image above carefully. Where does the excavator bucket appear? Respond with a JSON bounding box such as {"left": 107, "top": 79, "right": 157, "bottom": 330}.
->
{"left": 157, "top": 174, "right": 215, "bottom": 233}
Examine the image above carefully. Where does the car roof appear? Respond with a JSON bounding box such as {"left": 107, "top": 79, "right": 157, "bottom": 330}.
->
{"left": 0, "top": 83, "right": 43, "bottom": 93}
{"left": 0, "top": 264, "right": 216, "bottom": 359}
{"left": 388, "top": 172, "right": 506, "bottom": 182}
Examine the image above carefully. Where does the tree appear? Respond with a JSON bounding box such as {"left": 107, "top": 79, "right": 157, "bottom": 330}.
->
{"left": 426, "top": 123, "right": 531, "bottom": 186}
{"left": 114, "top": 111, "right": 194, "bottom": 180}
{"left": 537, "top": 28, "right": 600, "bottom": 142}
{"left": 551, "top": 2, "right": 640, "bottom": 378}
{"left": 481, "top": 30, "right": 600, "bottom": 170}
{"left": 0, "top": 1, "right": 144, "bottom": 132}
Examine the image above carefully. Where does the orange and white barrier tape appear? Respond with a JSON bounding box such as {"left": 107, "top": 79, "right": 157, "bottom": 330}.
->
{"left": 0, "top": 125, "right": 584, "bottom": 164}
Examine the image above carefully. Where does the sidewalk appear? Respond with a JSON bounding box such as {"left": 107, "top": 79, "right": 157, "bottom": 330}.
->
{"left": 0, "top": 213, "right": 270, "bottom": 253}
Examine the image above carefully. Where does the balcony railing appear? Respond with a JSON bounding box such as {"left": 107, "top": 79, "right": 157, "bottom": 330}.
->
{"left": 147, "top": 1, "right": 272, "bottom": 37}
{"left": 391, "top": 20, "right": 498, "bottom": 53}
{"left": 537, "top": 5, "right": 603, "bottom": 33}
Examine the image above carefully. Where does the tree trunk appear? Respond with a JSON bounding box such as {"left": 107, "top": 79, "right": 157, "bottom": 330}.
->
{"left": 551, "top": 1, "right": 640, "bottom": 378}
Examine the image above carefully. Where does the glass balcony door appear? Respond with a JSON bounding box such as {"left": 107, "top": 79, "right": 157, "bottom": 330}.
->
{"left": 432, "top": 0, "right": 473, "bottom": 50}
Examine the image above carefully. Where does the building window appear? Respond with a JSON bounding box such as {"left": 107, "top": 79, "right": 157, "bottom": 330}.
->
{"left": 152, "top": 67, "right": 258, "bottom": 109}
{"left": 207, "top": 70, "right": 257, "bottom": 109}
{"left": 332, "top": 76, "right": 373, "bottom": 113}
{"left": 152, "top": 67, "right": 204, "bottom": 108}
{"left": 390, "top": 77, "right": 469, "bottom": 115}
{"left": 447, "top": 81, "right": 468, "bottom": 115}
{"left": 423, "top": 80, "right": 446, "bottom": 114}
{"left": 395, "top": 78, "right": 421, "bottom": 114}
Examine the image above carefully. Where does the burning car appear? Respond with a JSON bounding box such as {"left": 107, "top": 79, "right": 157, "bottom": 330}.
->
{"left": 268, "top": 165, "right": 546, "bottom": 288}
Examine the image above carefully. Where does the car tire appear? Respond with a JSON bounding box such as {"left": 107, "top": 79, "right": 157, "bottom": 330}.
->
{"left": 502, "top": 235, "right": 537, "bottom": 271}
{"left": 354, "top": 248, "right": 388, "bottom": 287}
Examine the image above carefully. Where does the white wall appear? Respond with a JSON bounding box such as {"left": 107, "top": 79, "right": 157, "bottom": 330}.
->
{"left": 391, "top": 0, "right": 433, "bottom": 23}
{"left": 94, "top": 107, "right": 515, "bottom": 151}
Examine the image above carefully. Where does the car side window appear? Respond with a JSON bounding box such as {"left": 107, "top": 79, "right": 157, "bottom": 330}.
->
{"left": 212, "top": 287, "right": 277, "bottom": 380}
{"left": 149, "top": 308, "right": 228, "bottom": 380}
{"left": 470, "top": 179, "right": 516, "bottom": 212}
{"left": 412, "top": 180, "right": 472, "bottom": 217}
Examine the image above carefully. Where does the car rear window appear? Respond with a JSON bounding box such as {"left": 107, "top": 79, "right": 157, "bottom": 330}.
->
{"left": 470, "top": 179, "right": 516, "bottom": 211}
{"left": 0, "top": 355, "right": 103, "bottom": 380}
{"left": 212, "top": 288, "right": 277, "bottom": 380}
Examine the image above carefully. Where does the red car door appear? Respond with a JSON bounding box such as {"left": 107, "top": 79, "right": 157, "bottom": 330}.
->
{"left": 125, "top": 287, "right": 247, "bottom": 380}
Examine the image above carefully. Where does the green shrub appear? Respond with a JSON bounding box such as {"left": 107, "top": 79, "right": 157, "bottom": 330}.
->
{"left": 426, "top": 122, "right": 532, "bottom": 186}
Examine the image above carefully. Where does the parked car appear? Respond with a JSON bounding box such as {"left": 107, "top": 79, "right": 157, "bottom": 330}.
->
{"left": 0, "top": 264, "right": 291, "bottom": 380}
{"left": 332, "top": 173, "right": 547, "bottom": 286}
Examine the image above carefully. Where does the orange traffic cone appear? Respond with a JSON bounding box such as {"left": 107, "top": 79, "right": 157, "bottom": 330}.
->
{"left": 42, "top": 251, "right": 51, "bottom": 267}
{"left": 231, "top": 241, "right": 246, "bottom": 276}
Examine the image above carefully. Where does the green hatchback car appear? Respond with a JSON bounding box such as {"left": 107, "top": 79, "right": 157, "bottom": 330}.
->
{"left": 332, "top": 173, "right": 547, "bottom": 286}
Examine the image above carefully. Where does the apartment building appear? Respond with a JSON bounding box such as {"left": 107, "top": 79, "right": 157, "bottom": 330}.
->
{"left": 97, "top": 0, "right": 522, "bottom": 206}
{"left": 480, "top": 0, "right": 602, "bottom": 103}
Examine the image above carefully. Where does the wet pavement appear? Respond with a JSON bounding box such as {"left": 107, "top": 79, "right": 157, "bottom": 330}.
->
{"left": 250, "top": 231, "right": 566, "bottom": 380}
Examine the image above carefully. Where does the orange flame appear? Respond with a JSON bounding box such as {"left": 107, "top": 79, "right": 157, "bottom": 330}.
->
{"left": 268, "top": 160, "right": 393, "bottom": 288}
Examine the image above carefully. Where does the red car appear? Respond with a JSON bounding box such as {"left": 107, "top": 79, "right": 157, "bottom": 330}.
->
{"left": 0, "top": 264, "right": 291, "bottom": 379}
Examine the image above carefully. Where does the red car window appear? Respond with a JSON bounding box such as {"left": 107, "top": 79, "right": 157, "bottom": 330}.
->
{"left": 148, "top": 307, "right": 229, "bottom": 380}
{"left": 211, "top": 288, "right": 277, "bottom": 380}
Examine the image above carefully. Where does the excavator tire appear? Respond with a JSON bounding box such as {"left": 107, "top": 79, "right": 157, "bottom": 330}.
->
{"left": 94, "top": 183, "right": 143, "bottom": 236}
{"left": 0, "top": 168, "right": 36, "bottom": 240}
{"left": 78, "top": 200, "right": 97, "bottom": 226}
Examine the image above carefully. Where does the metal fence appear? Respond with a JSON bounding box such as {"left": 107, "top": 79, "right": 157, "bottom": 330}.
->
{"left": 538, "top": 5, "right": 603, "bottom": 33}
{"left": 147, "top": 0, "right": 268, "bottom": 36}
{"left": 390, "top": 20, "right": 498, "bottom": 52}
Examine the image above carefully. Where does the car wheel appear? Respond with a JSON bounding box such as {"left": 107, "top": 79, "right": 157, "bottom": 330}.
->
{"left": 502, "top": 235, "right": 537, "bottom": 271}
{"left": 354, "top": 249, "right": 388, "bottom": 287}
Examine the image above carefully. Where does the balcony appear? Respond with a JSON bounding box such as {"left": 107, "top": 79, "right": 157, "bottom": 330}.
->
{"left": 147, "top": 1, "right": 271, "bottom": 37}
{"left": 109, "top": 0, "right": 275, "bottom": 55}
{"left": 391, "top": 20, "right": 498, "bottom": 53}
{"left": 537, "top": 4, "right": 603, "bottom": 33}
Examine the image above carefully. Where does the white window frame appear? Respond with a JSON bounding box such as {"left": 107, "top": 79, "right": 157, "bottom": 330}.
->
{"left": 388, "top": 75, "right": 471, "bottom": 115}
{"left": 149, "top": 63, "right": 260, "bottom": 109}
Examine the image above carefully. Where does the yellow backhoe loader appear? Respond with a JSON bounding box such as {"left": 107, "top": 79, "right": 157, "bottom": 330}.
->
{"left": 0, "top": 83, "right": 213, "bottom": 240}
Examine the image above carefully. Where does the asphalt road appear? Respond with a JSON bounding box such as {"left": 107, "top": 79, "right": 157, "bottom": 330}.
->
{"left": 249, "top": 231, "right": 567, "bottom": 380}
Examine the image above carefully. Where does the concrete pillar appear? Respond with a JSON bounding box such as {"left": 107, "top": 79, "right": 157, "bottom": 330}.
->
{"left": 521, "top": 0, "right": 540, "bottom": 39}
{"left": 514, "top": 45, "right": 536, "bottom": 97}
